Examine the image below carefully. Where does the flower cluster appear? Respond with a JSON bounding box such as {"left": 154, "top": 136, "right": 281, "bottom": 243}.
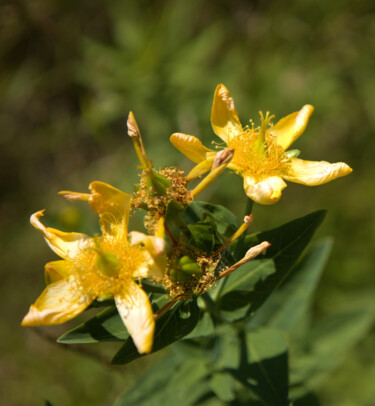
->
{"left": 22, "top": 85, "right": 352, "bottom": 354}
{"left": 171, "top": 84, "right": 352, "bottom": 204}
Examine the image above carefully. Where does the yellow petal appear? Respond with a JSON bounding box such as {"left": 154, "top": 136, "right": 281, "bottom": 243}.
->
{"left": 88, "top": 181, "right": 132, "bottom": 239}
{"left": 187, "top": 157, "right": 215, "bottom": 180}
{"left": 21, "top": 280, "right": 93, "bottom": 326}
{"left": 283, "top": 158, "right": 353, "bottom": 186}
{"left": 44, "top": 260, "right": 72, "bottom": 285}
{"left": 211, "top": 84, "right": 242, "bottom": 143}
{"left": 31, "top": 210, "right": 91, "bottom": 259}
{"left": 243, "top": 175, "right": 287, "bottom": 205}
{"left": 115, "top": 281, "right": 155, "bottom": 354}
{"left": 170, "top": 133, "right": 213, "bottom": 163}
{"left": 271, "top": 105, "right": 314, "bottom": 150}
{"left": 130, "top": 231, "right": 166, "bottom": 279}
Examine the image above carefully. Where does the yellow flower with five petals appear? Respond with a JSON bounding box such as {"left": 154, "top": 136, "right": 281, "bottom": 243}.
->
{"left": 171, "top": 84, "right": 352, "bottom": 204}
{"left": 22, "top": 181, "right": 166, "bottom": 354}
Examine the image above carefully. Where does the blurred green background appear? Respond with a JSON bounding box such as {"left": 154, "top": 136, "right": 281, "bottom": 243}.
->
{"left": 1, "top": 0, "right": 374, "bottom": 405}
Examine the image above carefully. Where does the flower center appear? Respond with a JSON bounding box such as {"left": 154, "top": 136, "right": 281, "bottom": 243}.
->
{"left": 69, "top": 237, "right": 147, "bottom": 299}
{"left": 227, "top": 113, "right": 290, "bottom": 180}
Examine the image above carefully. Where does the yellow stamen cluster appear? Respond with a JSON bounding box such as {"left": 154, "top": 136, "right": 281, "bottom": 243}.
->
{"left": 132, "top": 167, "right": 193, "bottom": 233}
{"left": 227, "top": 116, "right": 290, "bottom": 179}
{"left": 68, "top": 238, "right": 147, "bottom": 300}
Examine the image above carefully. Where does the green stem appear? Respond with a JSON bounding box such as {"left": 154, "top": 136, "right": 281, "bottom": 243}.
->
{"left": 244, "top": 196, "right": 254, "bottom": 217}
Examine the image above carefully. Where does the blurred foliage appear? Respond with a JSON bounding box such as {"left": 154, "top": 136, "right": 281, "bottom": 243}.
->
{"left": 0, "top": 0, "right": 374, "bottom": 405}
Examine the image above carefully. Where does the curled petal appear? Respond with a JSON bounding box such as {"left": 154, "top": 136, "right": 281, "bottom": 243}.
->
{"left": 211, "top": 84, "right": 242, "bottom": 143}
{"left": 44, "top": 260, "right": 72, "bottom": 285}
{"left": 283, "top": 158, "right": 353, "bottom": 186}
{"left": 31, "top": 210, "right": 91, "bottom": 259}
{"left": 115, "top": 281, "right": 155, "bottom": 354}
{"left": 21, "top": 280, "right": 93, "bottom": 326}
{"left": 243, "top": 176, "right": 287, "bottom": 205}
{"left": 271, "top": 105, "right": 314, "bottom": 150}
{"left": 89, "top": 181, "right": 132, "bottom": 239}
{"left": 170, "top": 133, "right": 213, "bottom": 163}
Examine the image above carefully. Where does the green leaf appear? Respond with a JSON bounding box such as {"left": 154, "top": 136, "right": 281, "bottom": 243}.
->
{"left": 228, "top": 328, "right": 289, "bottom": 406}
{"left": 58, "top": 306, "right": 128, "bottom": 343}
{"left": 165, "top": 200, "right": 239, "bottom": 251}
{"left": 249, "top": 238, "right": 333, "bottom": 333}
{"left": 218, "top": 211, "right": 326, "bottom": 321}
{"left": 114, "top": 353, "right": 182, "bottom": 406}
{"left": 58, "top": 293, "right": 169, "bottom": 344}
{"left": 183, "top": 311, "right": 215, "bottom": 340}
{"left": 115, "top": 356, "right": 209, "bottom": 406}
{"left": 187, "top": 214, "right": 222, "bottom": 253}
{"left": 183, "top": 201, "right": 238, "bottom": 240}
{"left": 290, "top": 306, "right": 375, "bottom": 397}
{"left": 209, "top": 372, "right": 236, "bottom": 402}
{"left": 112, "top": 299, "right": 200, "bottom": 365}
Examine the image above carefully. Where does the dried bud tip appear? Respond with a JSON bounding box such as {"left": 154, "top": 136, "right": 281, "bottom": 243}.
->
{"left": 244, "top": 214, "right": 253, "bottom": 225}
{"left": 127, "top": 111, "right": 140, "bottom": 138}
{"left": 245, "top": 241, "right": 271, "bottom": 259}
{"left": 212, "top": 148, "right": 234, "bottom": 170}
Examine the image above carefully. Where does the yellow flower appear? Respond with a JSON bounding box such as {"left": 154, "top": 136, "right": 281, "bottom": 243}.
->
{"left": 171, "top": 84, "right": 352, "bottom": 204}
{"left": 22, "top": 181, "right": 166, "bottom": 354}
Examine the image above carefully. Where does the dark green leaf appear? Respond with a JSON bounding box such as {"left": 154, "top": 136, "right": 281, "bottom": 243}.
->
{"left": 58, "top": 293, "right": 169, "bottom": 344}
{"left": 58, "top": 306, "right": 128, "bottom": 343}
{"left": 219, "top": 211, "right": 326, "bottom": 321}
{"left": 115, "top": 356, "right": 209, "bottom": 406}
{"left": 290, "top": 306, "right": 375, "bottom": 396}
{"left": 114, "top": 353, "right": 182, "bottom": 406}
{"left": 249, "top": 238, "right": 333, "bottom": 333}
{"left": 228, "top": 328, "right": 289, "bottom": 406}
{"left": 112, "top": 299, "right": 200, "bottom": 365}
{"left": 187, "top": 214, "right": 222, "bottom": 253}
{"left": 183, "top": 311, "right": 215, "bottom": 340}
{"left": 183, "top": 201, "right": 238, "bottom": 239}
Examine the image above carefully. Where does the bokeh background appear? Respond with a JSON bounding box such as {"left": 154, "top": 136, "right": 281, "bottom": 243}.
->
{"left": 1, "top": 0, "right": 374, "bottom": 405}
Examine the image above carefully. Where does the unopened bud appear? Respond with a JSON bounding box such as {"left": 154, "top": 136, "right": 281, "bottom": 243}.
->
{"left": 211, "top": 148, "right": 234, "bottom": 170}
{"left": 127, "top": 111, "right": 152, "bottom": 170}
{"left": 244, "top": 241, "right": 270, "bottom": 260}
{"left": 127, "top": 111, "right": 140, "bottom": 139}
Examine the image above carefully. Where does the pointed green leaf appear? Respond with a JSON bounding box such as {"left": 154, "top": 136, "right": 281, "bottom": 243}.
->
{"left": 228, "top": 328, "right": 289, "bottom": 406}
{"left": 183, "top": 311, "right": 215, "bottom": 340}
{"left": 115, "top": 356, "right": 209, "bottom": 406}
{"left": 290, "top": 306, "right": 375, "bottom": 395}
{"left": 187, "top": 214, "right": 222, "bottom": 253}
{"left": 58, "top": 293, "right": 169, "bottom": 344}
{"left": 218, "top": 211, "right": 326, "bottom": 321}
{"left": 183, "top": 201, "right": 238, "bottom": 239}
{"left": 249, "top": 238, "right": 333, "bottom": 333}
{"left": 112, "top": 299, "right": 200, "bottom": 365}
{"left": 58, "top": 306, "right": 128, "bottom": 343}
